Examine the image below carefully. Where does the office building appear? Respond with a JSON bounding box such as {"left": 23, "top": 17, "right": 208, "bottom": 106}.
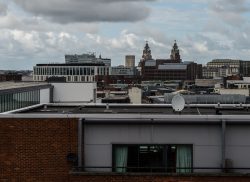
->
{"left": 240, "top": 61, "right": 250, "bottom": 77}
{"left": 125, "top": 55, "right": 135, "bottom": 68}
{"left": 141, "top": 60, "right": 202, "bottom": 81}
{"left": 205, "top": 59, "right": 250, "bottom": 77}
{"left": 202, "top": 67, "right": 219, "bottom": 79}
{"left": 65, "top": 53, "right": 111, "bottom": 66}
{"left": 139, "top": 41, "right": 202, "bottom": 81}
{"left": 33, "top": 63, "right": 110, "bottom": 82}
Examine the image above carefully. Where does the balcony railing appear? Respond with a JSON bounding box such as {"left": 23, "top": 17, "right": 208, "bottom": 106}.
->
{"left": 71, "top": 166, "right": 250, "bottom": 174}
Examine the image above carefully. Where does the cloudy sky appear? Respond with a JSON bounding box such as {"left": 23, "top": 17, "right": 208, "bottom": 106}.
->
{"left": 0, "top": 0, "right": 250, "bottom": 70}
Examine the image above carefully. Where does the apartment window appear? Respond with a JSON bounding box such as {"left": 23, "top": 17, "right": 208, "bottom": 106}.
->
{"left": 76, "top": 67, "right": 80, "bottom": 75}
{"left": 113, "top": 144, "right": 192, "bottom": 173}
{"left": 87, "top": 68, "right": 90, "bottom": 75}
{"left": 91, "top": 68, "right": 95, "bottom": 75}
{"left": 81, "top": 76, "right": 84, "bottom": 82}
{"left": 74, "top": 76, "right": 78, "bottom": 82}
{"left": 80, "top": 68, "right": 83, "bottom": 75}
{"left": 67, "top": 68, "right": 70, "bottom": 75}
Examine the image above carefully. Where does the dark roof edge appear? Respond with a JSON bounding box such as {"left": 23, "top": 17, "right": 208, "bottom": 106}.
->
{"left": 0, "top": 84, "right": 53, "bottom": 94}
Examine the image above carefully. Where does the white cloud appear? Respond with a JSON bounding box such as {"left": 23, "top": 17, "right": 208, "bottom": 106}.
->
{"left": 87, "top": 30, "right": 139, "bottom": 50}
{"left": 1, "top": 0, "right": 250, "bottom": 69}
{"left": 193, "top": 42, "right": 208, "bottom": 53}
{"left": 208, "top": 0, "right": 250, "bottom": 27}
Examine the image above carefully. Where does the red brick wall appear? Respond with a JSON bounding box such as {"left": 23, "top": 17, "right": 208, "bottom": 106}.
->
{"left": 1, "top": 118, "right": 250, "bottom": 182}
{"left": 0, "top": 118, "right": 78, "bottom": 181}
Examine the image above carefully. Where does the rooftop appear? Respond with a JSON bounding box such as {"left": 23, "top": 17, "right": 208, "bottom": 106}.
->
{"left": 36, "top": 63, "right": 105, "bottom": 66}
{"left": 0, "top": 82, "right": 51, "bottom": 92}
{"left": 10, "top": 103, "right": 250, "bottom": 116}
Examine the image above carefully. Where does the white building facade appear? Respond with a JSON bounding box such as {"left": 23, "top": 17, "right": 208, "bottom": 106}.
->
{"left": 51, "top": 82, "right": 97, "bottom": 103}
{"left": 33, "top": 64, "right": 111, "bottom": 82}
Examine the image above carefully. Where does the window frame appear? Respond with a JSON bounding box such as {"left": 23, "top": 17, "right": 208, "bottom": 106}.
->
{"left": 112, "top": 144, "right": 193, "bottom": 173}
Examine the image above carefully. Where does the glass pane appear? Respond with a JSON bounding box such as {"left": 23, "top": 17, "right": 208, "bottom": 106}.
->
{"left": 176, "top": 145, "right": 192, "bottom": 173}
{"left": 114, "top": 147, "right": 128, "bottom": 173}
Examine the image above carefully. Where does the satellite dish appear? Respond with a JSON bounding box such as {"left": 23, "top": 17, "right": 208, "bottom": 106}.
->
{"left": 171, "top": 94, "right": 185, "bottom": 112}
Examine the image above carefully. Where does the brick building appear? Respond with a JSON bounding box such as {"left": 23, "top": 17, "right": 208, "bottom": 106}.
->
{"left": 139, "top": 41, "right": 202, "bottom": 81}
{"left": 141, "top": 59, "right": 202, "bottom": 81}
{"left": 1, "top": 104, "right": 250, "bottom": 181}
{"left": 0, "top": 73, "right": 22, "bottom": 82}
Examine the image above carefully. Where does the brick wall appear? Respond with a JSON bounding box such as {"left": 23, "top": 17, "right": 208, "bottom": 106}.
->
{"left": 1, "top": 118, "right": 250, "bottom": 182}
{"left": 0, "top": 118, "right": 78, "bottom": 181}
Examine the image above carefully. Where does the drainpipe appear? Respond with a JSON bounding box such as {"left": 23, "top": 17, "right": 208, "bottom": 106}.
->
{"left": 78, "top": 118, "right": 83, "bottom": 169}
{"left": 221, "top": 119, "right": 226, "bottom": 172}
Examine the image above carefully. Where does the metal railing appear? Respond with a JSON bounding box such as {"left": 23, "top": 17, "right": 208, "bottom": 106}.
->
{"left": 72, "top": 166, "right": 250, "bottom": 174}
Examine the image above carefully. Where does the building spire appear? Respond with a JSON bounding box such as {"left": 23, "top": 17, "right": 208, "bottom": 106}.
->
{"left": 170, "top": 40, "right": 181, "bottom": 62}
{"left": 142, "top": 41, "right": 152, "bottom": 60}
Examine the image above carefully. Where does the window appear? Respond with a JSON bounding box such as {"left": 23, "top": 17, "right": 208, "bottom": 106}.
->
{"left": 113, "top": 144, "right": 192, "bottom": 173}
{"left": 91, "top": 68, "right": 95, "bottom": 75}
{"left": 74, "top": 76, "right": 78, "bottom": 82}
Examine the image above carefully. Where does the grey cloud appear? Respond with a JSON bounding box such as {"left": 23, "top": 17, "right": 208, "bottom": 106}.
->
{"left": 0, "top": 14, "right": 99, "bottom": 34}
{"left": 0, "top": 2, "right": 7, "bottom": 16}
{"left": 211, "top": 0, "right": 249, "bottom": 13}
{"left": 209, "top": 0, "right": 249, "bottom": 27}
{"left": 13, "top": 0, "right": 154, "bottom": 23}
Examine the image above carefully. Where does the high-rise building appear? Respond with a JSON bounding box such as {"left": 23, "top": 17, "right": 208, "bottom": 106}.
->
{"left": 125, "top": 55, "right": 135, "bottom": 68}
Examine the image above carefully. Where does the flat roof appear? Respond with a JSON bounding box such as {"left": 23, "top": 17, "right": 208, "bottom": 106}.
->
{"left": 0, "top": 82, "right": 52, "bottom": 93}
{"left": 36, "top": 63, "right": 105, "bottom": 66}
{"left": 11, "top": 103, "right": 250, "bottom": 116}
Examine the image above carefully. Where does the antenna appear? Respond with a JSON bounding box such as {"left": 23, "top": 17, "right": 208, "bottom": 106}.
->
{"left": 171, "top": 94, "right": 185, "bottom": 112}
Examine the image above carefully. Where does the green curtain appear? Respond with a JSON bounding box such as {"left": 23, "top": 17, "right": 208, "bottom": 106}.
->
{"left": 115, "top": 147, "right": 128, "bottom": 172}
{"left": 176, "top": 145, "right": 192, "bottom": 173}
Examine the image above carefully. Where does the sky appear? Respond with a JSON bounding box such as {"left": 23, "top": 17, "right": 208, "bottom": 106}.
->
{"left": 0, "top": 0, "right": 250, "bottom": 70}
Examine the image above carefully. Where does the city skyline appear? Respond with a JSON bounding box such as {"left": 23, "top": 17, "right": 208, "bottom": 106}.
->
{"left": 0, "top": 0, "right": 250, "bottom": 70}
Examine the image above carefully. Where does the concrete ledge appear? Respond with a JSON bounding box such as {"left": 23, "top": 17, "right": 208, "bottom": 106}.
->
{"left": 69, "top": 171, "right": 250, "bottom": 177}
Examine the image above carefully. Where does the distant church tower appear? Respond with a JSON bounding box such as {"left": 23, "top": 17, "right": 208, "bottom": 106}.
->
{"left": 142, "top": 41, "right": 152, "bottom": 60}
{"left": 170, "top": 40, "right": 181, "bottom": 62}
